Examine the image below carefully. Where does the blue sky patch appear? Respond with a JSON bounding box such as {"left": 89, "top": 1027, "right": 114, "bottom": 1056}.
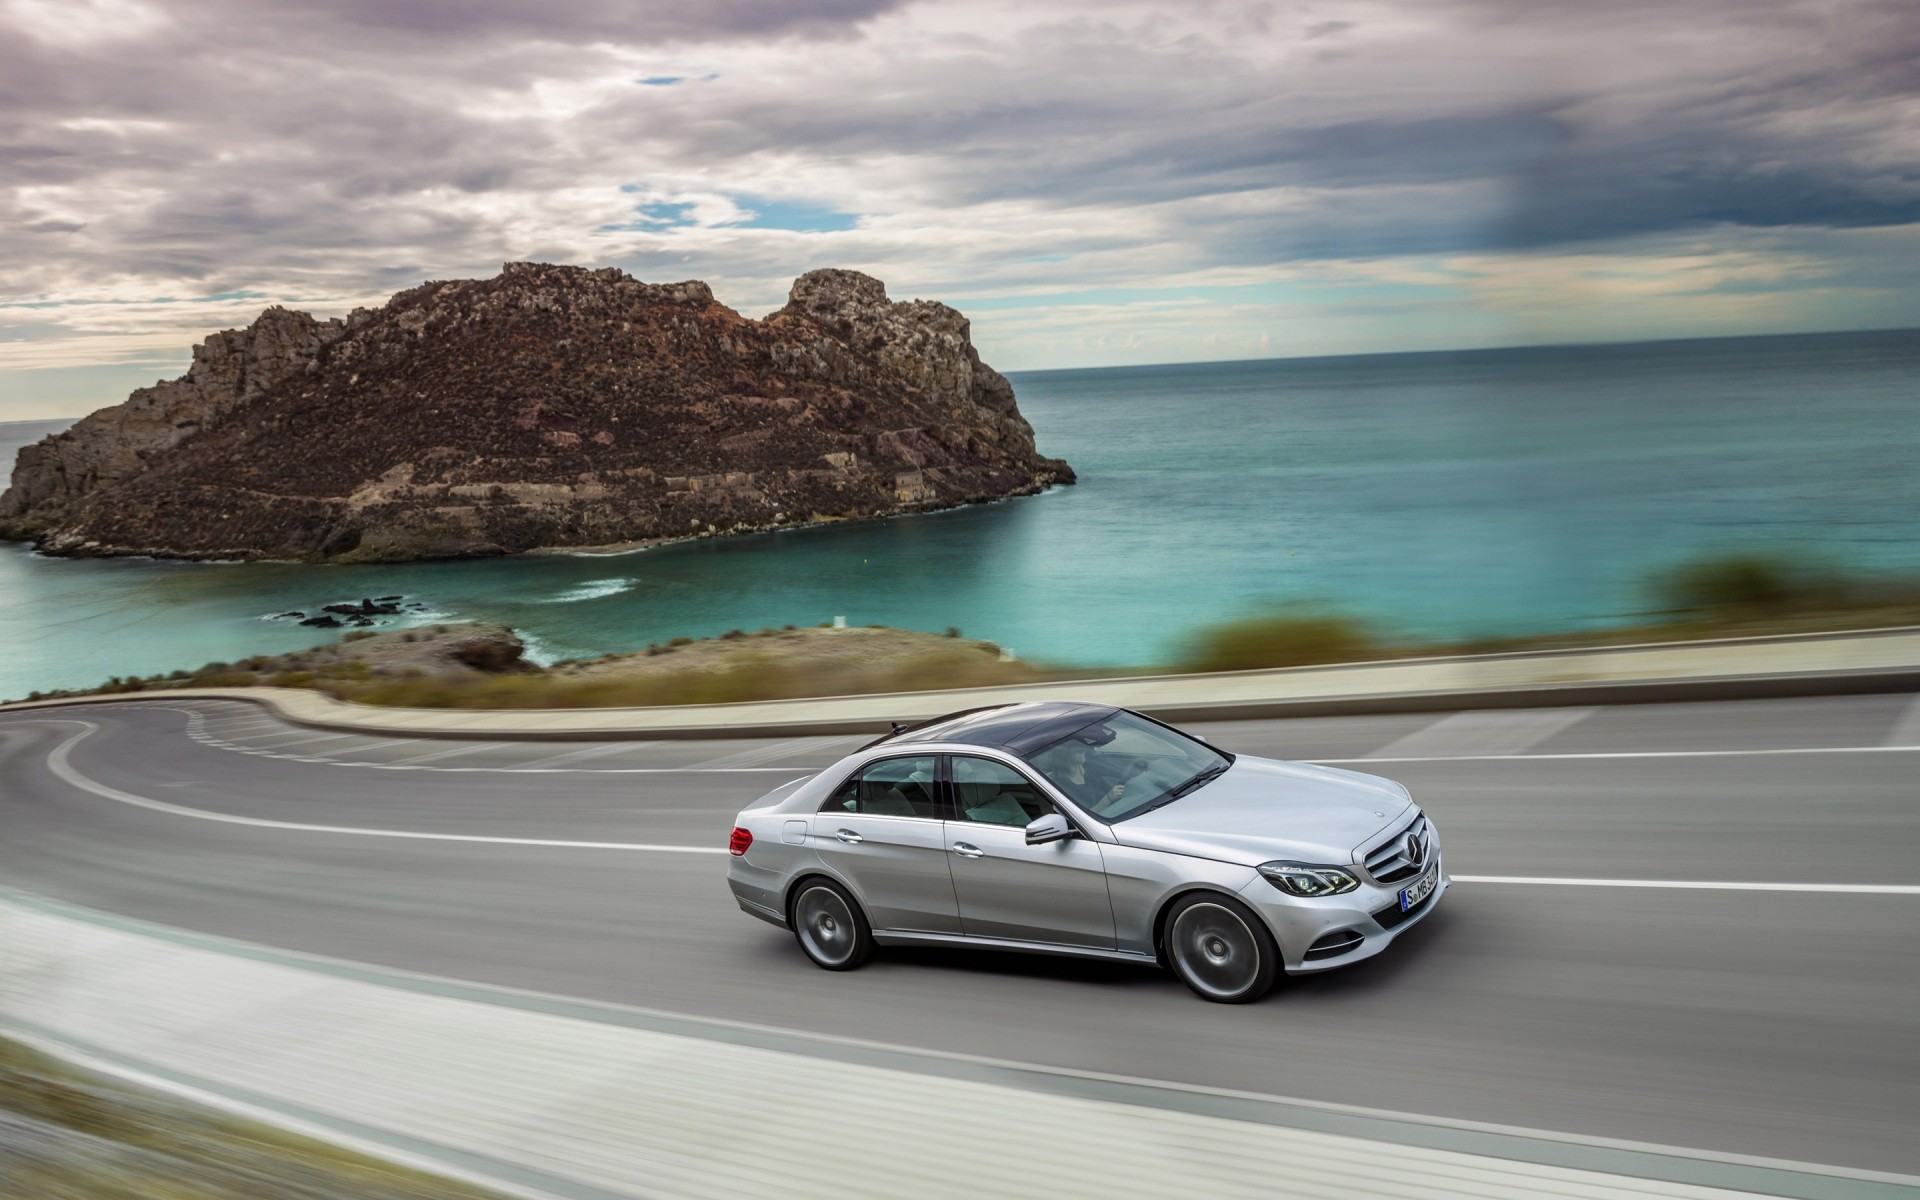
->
{"left": 732, "top": 195, "right": 858, "bottom": 233}
{"left": 603, "top": 189, "right": 859, "bottom": 234}
{"left": 600, "top": 200, "right": 699, "bottom": 232}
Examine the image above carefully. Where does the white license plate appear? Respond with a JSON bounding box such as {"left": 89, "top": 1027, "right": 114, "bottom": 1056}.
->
{"left": 1399, "top": 863, "right": 1438, "bottom": 912}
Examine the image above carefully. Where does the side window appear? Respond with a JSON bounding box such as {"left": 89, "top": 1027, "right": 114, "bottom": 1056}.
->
{"left": 822, "top": 755, "right": 940, "bottom": 818}
{"left": 952, "top": 756, "right": 1055, "bottom": 828}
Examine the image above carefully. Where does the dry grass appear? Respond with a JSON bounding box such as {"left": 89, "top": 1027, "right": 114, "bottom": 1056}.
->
{"left": 331, "top": 626, "right": 1050, "bottom": 709}
{"left": 1180, "top": 610, "right": 1383, "bottom": 673}
{"left": 0, "top": 1035, "right": 502, "bottom": 1200}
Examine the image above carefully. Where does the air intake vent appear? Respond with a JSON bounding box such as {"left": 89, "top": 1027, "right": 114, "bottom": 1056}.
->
{"left": 1303, "top": 929, "right": 1366, "bottom": 961}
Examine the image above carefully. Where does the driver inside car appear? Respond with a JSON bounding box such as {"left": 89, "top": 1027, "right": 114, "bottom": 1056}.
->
{"left": 1033, "top": 738, "right": 1149, "bottom": 813}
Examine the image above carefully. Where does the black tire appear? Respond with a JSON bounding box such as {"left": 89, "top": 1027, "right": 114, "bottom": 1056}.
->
{"left": 1163, "top": 893, "right": 1279, "bottom": 1003}
{"left": 788, "top": 878, "right": 874, "bottom": 971}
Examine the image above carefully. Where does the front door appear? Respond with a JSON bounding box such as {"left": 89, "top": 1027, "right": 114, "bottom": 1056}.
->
{"left": 812, "top": 754, "right": 961, "bottom": 934}
{"left": 945, "top": 755, "right": 1115, "bottom": 948}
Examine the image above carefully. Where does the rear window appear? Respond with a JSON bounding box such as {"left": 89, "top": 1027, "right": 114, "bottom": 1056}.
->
{"left": 822, "top": 755, "right": 941, "bottom": 818}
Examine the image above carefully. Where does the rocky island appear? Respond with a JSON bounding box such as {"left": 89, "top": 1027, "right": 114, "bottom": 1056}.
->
{"left": 0, "top": 264, "right": 1072, "bottom": 561}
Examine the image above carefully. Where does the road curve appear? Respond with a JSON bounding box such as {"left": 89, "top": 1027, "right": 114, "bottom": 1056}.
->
{"left": 2, "top": 692, "right": 1917, "bottom": 1176}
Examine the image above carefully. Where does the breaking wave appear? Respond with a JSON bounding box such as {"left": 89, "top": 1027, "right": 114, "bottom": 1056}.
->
{"left": 536, "top": 577, "right": 639, "bottom": 604}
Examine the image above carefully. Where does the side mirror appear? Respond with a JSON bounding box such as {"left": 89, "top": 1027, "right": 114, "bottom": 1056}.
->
{"left": 1025, "top": 813, "right": 1073, "bottom": 845}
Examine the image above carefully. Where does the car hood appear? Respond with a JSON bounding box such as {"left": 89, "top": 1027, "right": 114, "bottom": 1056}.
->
{"left": 1110, "top": 756, "right": 1413, "bottom": 867}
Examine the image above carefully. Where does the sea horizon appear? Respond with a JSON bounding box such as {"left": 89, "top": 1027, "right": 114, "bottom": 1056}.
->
{"left": 3, "top": 324, "right": 1917, "bottom": 699}
{"left": 6, "top": 323, "right": 1918, "bottom": 427}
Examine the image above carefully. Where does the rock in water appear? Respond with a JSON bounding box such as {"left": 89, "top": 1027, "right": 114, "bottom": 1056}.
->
{"left": 0, "top": 264, "right": 1074, "bottom": 562}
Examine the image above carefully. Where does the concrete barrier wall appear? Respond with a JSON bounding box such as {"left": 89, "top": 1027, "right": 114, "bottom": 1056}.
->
{"left": 5, "top": 627, "right": 1919, "bottom": 741}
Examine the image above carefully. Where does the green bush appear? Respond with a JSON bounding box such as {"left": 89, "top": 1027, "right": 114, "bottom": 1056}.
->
{"left": 1649, "top": 553, "right": 1840, "bottom": 618}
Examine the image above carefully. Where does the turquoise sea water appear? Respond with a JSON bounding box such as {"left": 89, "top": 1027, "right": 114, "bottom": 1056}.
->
{"left": 2, "top": 328, "right": 1916, "bottom": 699}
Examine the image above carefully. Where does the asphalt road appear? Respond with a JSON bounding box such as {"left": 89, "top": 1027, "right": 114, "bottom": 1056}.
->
{"left": 2, "top": 693, "right": 1917, "bottom": 1176}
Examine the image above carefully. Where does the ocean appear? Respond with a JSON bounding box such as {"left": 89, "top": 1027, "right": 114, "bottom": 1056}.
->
{"left": 2, "top": 328, "right": 1916, "bottom": 699}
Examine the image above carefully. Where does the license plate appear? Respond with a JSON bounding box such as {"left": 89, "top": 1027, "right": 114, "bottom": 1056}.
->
{"left": 1399, "top": 863, "right": 1438, "bottom": 912}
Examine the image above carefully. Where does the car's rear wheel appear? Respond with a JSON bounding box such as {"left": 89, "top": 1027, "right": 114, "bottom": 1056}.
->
{"left": 789, "top": 879, "right": 873, "bottom": 971}
{"left": 1165, "top": 894, "right": 1279, "bottom": 1003}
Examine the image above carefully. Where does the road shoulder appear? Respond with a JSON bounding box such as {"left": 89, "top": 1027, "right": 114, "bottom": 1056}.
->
{"left": 3, "top": 887, "right": 1910, "bottom": 1200}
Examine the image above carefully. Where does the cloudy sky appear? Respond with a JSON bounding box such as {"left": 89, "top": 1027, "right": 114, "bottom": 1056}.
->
{"left": 3, "top": 0, "right": 1917, "bottom": 419}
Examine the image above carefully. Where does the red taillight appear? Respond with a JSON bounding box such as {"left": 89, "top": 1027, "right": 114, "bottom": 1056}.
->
{"left": 729, "top": 827, "right": 752, "bottom": 856}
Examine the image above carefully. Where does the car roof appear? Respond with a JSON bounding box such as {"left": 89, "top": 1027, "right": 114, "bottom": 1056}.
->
{"left": 880, "top": 700, "right": 1120, "bottom": 757}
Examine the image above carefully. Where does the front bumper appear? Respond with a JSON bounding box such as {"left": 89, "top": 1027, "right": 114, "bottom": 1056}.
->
{"left": 1238, "top": 852, "right": 1449, "bottom": 974}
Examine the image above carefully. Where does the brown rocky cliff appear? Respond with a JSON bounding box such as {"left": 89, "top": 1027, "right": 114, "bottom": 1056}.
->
{"left": 0, "top": 306, "right": 341, "bottom": 528}
{"left": 0, "top": 264, "right": 1073, "bottom": 561}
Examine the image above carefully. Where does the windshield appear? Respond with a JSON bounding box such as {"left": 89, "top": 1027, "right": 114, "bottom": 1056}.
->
{"left": 1025, "top": 710, "right": 1232, "bottom": 822}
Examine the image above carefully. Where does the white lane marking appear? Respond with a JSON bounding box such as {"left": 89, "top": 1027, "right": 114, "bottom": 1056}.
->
{"left": 1452, "top": 875, "right": 1920, "bottom": 895}
{"left": 1312, "top": 744, "right": 1920, "bottom": 764}
{"left": 330, "top": 759, "right": 798, "bottom": 774}
{"left": 685, "top": 735, "right": 863, "bottom": 770}
{"left": 310, "top": 738, "right": 413, "bottom": 758}
{"left": 36, "top": 720, "right": 723, "bottom": 853}
{"left": 230, "top": 730, "right": 352, "bottom": 750}
{"left": 383, "top": 742, "right": 508, "bottom": 767}
{"left": 207, "top": 720, "right": 284, "bottom": 738}
{"left": 1887, "top": 693, "right": 1920, "bottom": 748}
{"left": 272, "top": 731, "right": 359, "bottom": 749}
{"left": 205, "top": 712, "right": 283, "bottom": 727}
{"left": 1366, "top": 707, "right": 1596, "bottom": 759}
{"left": 506, "top": 742, "right": 651, "bottom": 771}
{"left": 25, "top": 718, "right": 1920, "bottom": 891}
{"left": 89, "top": 697, "right": 1920, "bottom": 770}
{"left": 161, "top": 706, "right": 796, "bottom": 773}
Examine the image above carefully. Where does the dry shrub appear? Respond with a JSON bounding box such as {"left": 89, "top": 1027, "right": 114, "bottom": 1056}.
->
{"left": 1182, "top": 611, "right": 1380, "bottom": 672}
{"left": 339, "top": 644, "right": 1040, "bottom": 709}
{"left": 1649, "top": 553, "right": 1842, "bottom": 618}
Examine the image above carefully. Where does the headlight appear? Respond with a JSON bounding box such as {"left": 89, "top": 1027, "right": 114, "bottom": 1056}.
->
{"left": 1258, "top": 861, "right": 1360, "bottom": 897}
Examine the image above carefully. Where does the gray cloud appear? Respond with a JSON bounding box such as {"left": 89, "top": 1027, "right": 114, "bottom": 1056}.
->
{"left": 1, "top": 0, "right": 1916, "bottom": 377}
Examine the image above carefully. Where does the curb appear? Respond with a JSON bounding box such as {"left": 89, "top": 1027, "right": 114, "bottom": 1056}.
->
{"left": 1135, "top": 665, "right": 1920, "bottom": 725}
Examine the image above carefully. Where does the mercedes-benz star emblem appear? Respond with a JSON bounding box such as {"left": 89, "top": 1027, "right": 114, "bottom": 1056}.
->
{"left": 1404, "top": 832, "right": 1425, "bottom": 865}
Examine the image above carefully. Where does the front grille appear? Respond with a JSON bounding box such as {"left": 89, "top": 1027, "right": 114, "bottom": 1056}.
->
{"left": 1303, "top": 929, "right": 1366, "bottom": 960}
{"left": 1372, "top": 886, "right": 1435, "bottom": 930}
{"left": 1361, "top": 813, "right": 1430, "bottom": 884}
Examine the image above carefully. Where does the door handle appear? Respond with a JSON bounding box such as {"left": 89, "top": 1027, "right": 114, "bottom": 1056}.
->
{"left": 951, "top": 842, "right": 985, "bottom": 858}
{"left": 835, "top": 829, "right": 864, "bottom": 844}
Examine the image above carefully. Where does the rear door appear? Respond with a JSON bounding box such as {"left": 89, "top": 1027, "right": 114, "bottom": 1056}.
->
{"left": 811, "top": 754, "right": 961, "bottom": 934}
{"left": 945, "top": 754, "right": 1115, "bottom": 948}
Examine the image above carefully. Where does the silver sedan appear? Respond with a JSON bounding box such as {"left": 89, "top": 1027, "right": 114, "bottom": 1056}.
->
{"left": 726, "top": 701, "right": 1446, "bottom": 1002}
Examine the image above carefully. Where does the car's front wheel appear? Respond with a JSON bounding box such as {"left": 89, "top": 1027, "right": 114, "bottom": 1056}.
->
{"left": 789, "top": 878, "right": 874, "bottom": 971}
{"left": 1164, "top": 893, "right": 1279, "bottom": 1003}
